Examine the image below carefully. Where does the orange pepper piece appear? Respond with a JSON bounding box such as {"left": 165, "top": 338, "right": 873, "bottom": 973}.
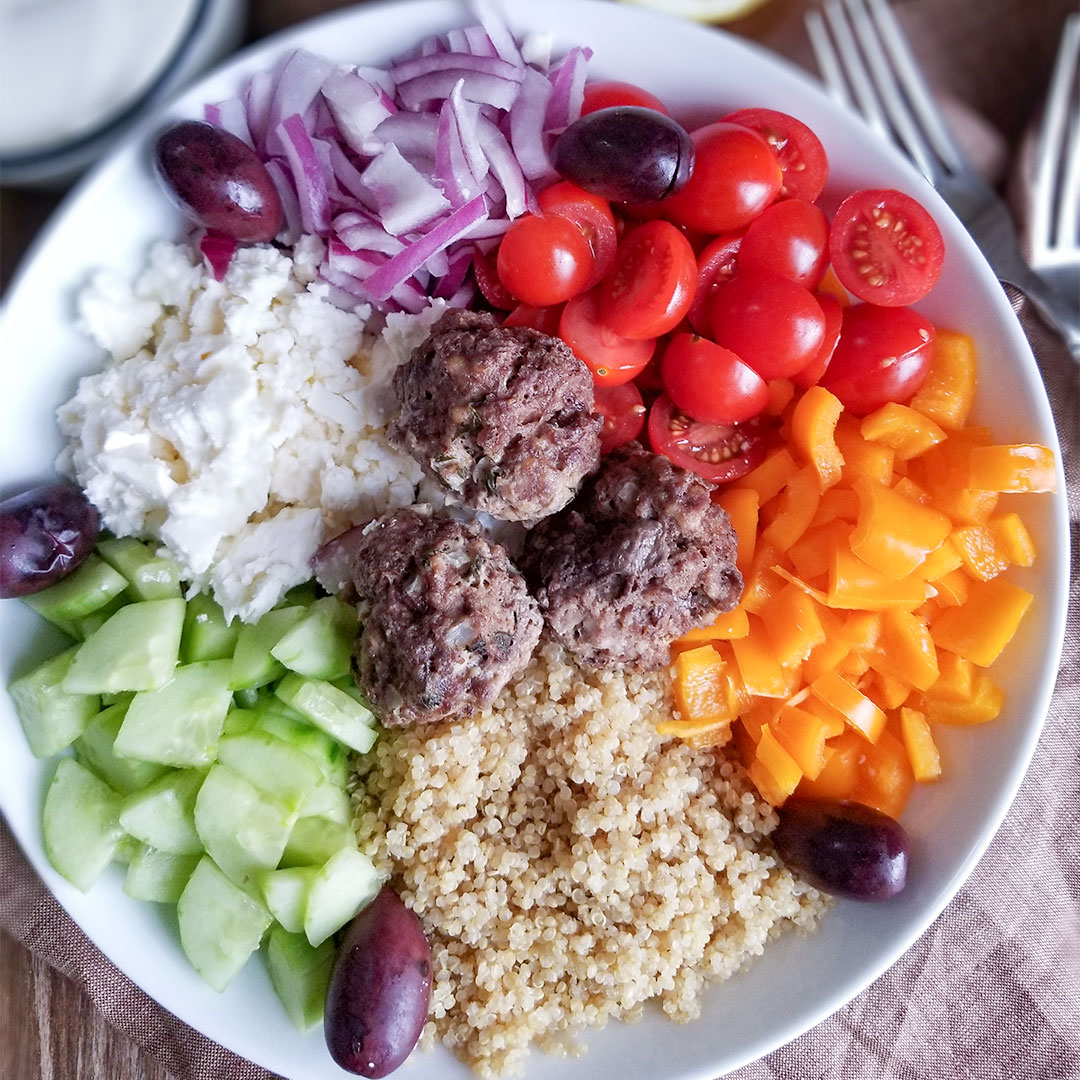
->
{"left": 714, "top": 486, "right": 759, "bottom": 576}
{"left": 675, "top": 605, "right": 750, "bottom": 646}
{"left": 772, "top": 705, "right": 831, "bottom": 780}
{"left": 749, "top": 725, "right": 803, "bottom": 805}
{"left": 911, "top": 671, "right": 1004, "bottom": 725}
{"left": 796, "top": 728, "right": 865, "bottom": 803}
{"left": 849, "top": 478, "right": 953, "bottom": 579}
{"left": 908, "top": 432, "right": 999, "bottom": 524}
{"left": 760, "top": 582, "right": 826, "bottom": 669}
{"left": 834, "top": 415, "right": 896, "bottom": 485}
{"left": 908, "top": 329, "right": 977, "bottom": 430}
{"left": 741, "top": 541, "right": 786, "bottom": 615}
{"left": 790, "top": 385, "right": 845, "bottom": 491}
{"left": 761, "top": 465, "right": 821, "bottom": 551}
{"left": 730, "top": 617, "right": 790, "bottom": 697}
{"left": 899, "top": 707, "right": 942, "bottom": 782}
{"left": 931, "top": 576, "right": 1033, "bottom": 666}
{"left": 809, "top": 669, "right": 887, "bottom": 742}
{"left": 860, "top": 402, "right": 946, "bottom": 460}
{"left": 670, "top": 645, "right": 734, "bottom": 726}
{"left": 787, "top": 519, "right": 853, "bottom": 584}
{"left": 951, "top": 523, "right": 1010, "bottom": 581}
{"left": 851, "top": 729, "right": 914, "bottom": 819}
{"left": 988, "top": 513, "right": 1036, "bottom": 567}
{"left": 966, "top": 444, "right": 1057, "bottom": 493}
{"left": 870, "top": 607, "right": 939, "bottom": 691}
{"left": 735, "top": 446, "right": 797, "bottom": 503}
{"left": 828, "top": 547, "right": 931, "bottom": 611}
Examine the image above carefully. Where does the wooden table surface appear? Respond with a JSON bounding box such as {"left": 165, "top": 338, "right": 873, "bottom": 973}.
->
{"left": 0, "top": 1, "right": 1068, "bottom": 1077}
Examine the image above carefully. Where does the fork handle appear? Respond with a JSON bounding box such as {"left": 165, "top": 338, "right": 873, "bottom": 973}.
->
{"left": 1000, "top": 264, "right": 1080, "bottom": 364}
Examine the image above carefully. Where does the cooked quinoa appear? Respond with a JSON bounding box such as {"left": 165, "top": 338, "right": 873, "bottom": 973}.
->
{"left": 352, "top": 641, "right": 828, "bottom": 1077}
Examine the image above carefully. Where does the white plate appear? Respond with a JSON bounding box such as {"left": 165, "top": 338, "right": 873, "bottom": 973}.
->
{"left": 0, "top": 3, "right": 1069, "bottom": 1079}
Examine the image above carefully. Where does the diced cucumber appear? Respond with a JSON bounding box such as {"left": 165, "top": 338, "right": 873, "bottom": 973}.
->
{"left": 304, "top": 846, "right": 382, "bottom": 947}
{"left": 8, "top": 645, "right": 99, "bottom": 757}
{"left": 259, "top": 866, "right": 319, "bottom": 934}
{"left": 253, "top": 706, "right": 349, "bottom": 787}
{"left": 24, "top": 554, "right": 128, "bottom": 625}
{"left": 280, "top": 815, "right": 356, "bottom": 869}
{"left": 123, "top": 845, "right": 200, "bottom": 903}
{"left": 181, "top": 592, "right": 239, "bottom": 663}
{"left": 266, "top": 926, "right": 335, "bottom": 1032}
{"left": 62, "top": 598, "right": 185, "bottom": 694}
{"left": 113, "top": 833, "right": 141, "bottom": 866}
{"left": 194, "top": 764, "right": 297, "bottom": 887}
{"left": 113, "top": 659, "right": 233, "bottom": 767}
{"left": 270, "top": 596, "right": 358, "bottom": 681}
{"left": 96, "top": 536, "right": 181, "bottom": 600}
{"left": 177, "top": 856, "right": 272, "bottom": 991}
{"left": 298, "top": 779, "right": 352, "bottom": 824}
{"left": 42, "top": 758, "right": 124, "bottom": 891}
{"left": 70, "top": 592, "right": 129, "bottom": 640}
{"left": 229, "top": 606, "right": 308, "bottom": 691}
{"left": 216, "top": 730, "right": 324, "bottom": 813}
{"left": 274, "top": 673, "right": 378, "bottom": 754}
{"left": 118, "top": 769, "right": 205, "bottom": 854}
{"left": 221, "top": 707, "right": 259, "bottom": 737}
{"left": 74, "top": 702, "right": 169, "bottom": 794}
{"left": 280, "top": 581, "right": 322, "bottom": 608}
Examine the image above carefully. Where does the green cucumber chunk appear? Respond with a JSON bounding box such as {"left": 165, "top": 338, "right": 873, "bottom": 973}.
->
{"left": 62, "top": 598, "right": 185, "bottom": 694}
{"left": 252, "top": 704, "right": 349, "bottom": 786}
{"left": 113, "top": 659, "right": 233, "bottom": 767}
{"left": 24, "top": 554, "right": 128, "bottom": 625}
{"left": 274, "top": 673, "right": 377, "bottom": 753}
{"left": 118, "top": 769, "right": 205, "bottom": 854}
{"left": 8, "top": 645, "right": 99, "bottom": 757}
{"left": 216, "top": 730, "right": 324, "bottom": 813}
{"left": 259, "top": 866, "right": 319, "bottom": 934}
{"left": 74, "top": 702, "right": 169, "bottom": 794}
{"left": 229, "top": 606, "right": 307, "bottom": 691}
{"left": 193, "top": 764, "right": 296, "bottom": 887}
{"left": 266, "top": 926, "right": 335, "bottom": 1032}
{"left": 96, "top": 536, "right": 181, "bottom": 600}
{"left": 123, "top": 845, "right": 200, "bottom": 903}
{"left": 279, "top": 815, "right": 355, "bottom": 868}
{"left": 270, "top": 596, "right": 358, "bottom": 681}
{"left": 304, "top": 846, "right": 383, "bottom": 947}
{"left": 177, "top": 856, "right": 272, "bottom": 991}
{"left": 181, "top": 593, "right": 239, "bottom": 663}
{"left": 42, "top": 758, "right": 124, "bottom": 891}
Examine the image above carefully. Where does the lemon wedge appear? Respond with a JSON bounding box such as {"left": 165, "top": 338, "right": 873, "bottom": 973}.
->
{"left": 619, "top": 0, "right": 774, "bottom": 23}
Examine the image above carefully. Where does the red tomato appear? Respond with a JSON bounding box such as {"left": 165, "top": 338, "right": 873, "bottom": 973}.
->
{"left": 738, "top": 199, "right": 829, "bottom": 289}
{"left": 537, "top": 181, "right": 618, "bottom": 288}
{"left": 710, "top": 270, "right": 827, "bottom": 380}
{"left": 793, "top": 291, "right": 844, "bottom": 388}
{"left": 820, "top": 303, "right": 935, "bottom": 414}
{"left": 594, "top": 381, "right": 647, "bottom": 453}
{"left": 661, "top": 333, "right": 769, "bottom": 424}
{"left": 829, "top": 188, "right": 945, "bottom": 306}
{"left": 472, "top": 245, "right": 515, "bottom": 310}
{"left": 582, "top": 80, "right": 670, "bottom": 115}
{"left": 599, "top": 219, "right": 696, "bottom": 340}
{"left": 722, "top": 107, "right": 829, "bottom": 203}
{"left": 648, "top": 393, "right": 768, "bottom": 484}
{"left": 496, "top": 213, "right": 595, "bottom": 306}
{"left": 661, "top": 123, "right": 783, "bottom": 234}
{"left": 559, "top": 288, "right": 655, "bottom": 386}
{"left": 688, "top": 231, "right": 744, "bottom": 335}
{"left": 504, "top": 302, "right": 564, "bottom": 336}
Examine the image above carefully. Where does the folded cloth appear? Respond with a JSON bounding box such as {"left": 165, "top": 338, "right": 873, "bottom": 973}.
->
{"left": 1, "top": 293, "right": 1077, "bottom": 1080}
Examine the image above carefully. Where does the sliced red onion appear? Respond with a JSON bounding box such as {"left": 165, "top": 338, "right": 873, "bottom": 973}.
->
{"left": 545, "top": 46, "right": 590, "bottom": 131}
{"left": 463, "top": 25, "right": 497, "bottom": 57}
{"left": 433, "top": 247, "right": 474, "bottom": 299}
{"left": 508, "top": 66, "right": 555, "bottom": 182}
{"left": 325, "top": 140, "right": 370, "bottom": 203}
{"left": 333, "top": 212, "right": 404, "bottom": 255}
{"left": 322, "top": 68, "right": 395, "bottom": 156}
{"left": 244, "top": 70, "right": 275, "bottom": 154}
{"left": 360, "top": 143, "right": 451, "bottom": 236}
{"left": 279, "top": 114, "right": 331, "bottom": 235}
{"left": 476, "top": 116, "right": 527, "bottom": 219}
{"left": 471, "top": 0, "right": 524, "bottom": 67}
{"left": 199, "top": 230, "right": 237, "bottom": 281}
{"left": 396, "top": 69, "right": 522, "bottom": 113}
{"left": 264, "top": 49, "right": 338, "bottom": 156}
{"left": 264, "top": 158, "right": 302, "bottom": 243}
{"left": 365, "top": 112, "right": 439, "bottom": 162}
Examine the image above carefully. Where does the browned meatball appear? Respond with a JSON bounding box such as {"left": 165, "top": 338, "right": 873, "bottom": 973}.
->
{"left": 388, "top": 309, "right": 602, "bottom": 523}
{"left": 315, "top": 508, "right": 542, "bottom": 727}
{"left": 520, "top": 443, "right": 742, "bottom": 670}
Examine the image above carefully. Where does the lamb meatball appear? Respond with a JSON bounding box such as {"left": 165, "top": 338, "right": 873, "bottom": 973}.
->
{"left": 389, "top": 309, "right": 602, "bottom": 523}
{"left": 520, "top": 443, "right": 742, "bottom": 670}
{"left": 315, "top": 508, "right": 542, "bottom": 727}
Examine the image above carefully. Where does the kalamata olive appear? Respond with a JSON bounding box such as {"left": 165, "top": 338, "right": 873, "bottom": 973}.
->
{"left": 154, "top": 120, "right": 284, "bottom": 243}
{"left": 324, "top": 885, "right": 432, "bottom": 1078}
{"left": 551, "top": 106, "right": 694, "bottom": 204}
{"left": 0, "top": 483, "right": 99, "bottom": 599}
{"left": 772, "top": 798, "right": 910, "bottom": 901}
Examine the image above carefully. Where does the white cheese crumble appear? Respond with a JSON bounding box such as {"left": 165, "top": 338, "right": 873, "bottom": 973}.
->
{"left": 58, "top": 236, "right": 445, "bottom": 623}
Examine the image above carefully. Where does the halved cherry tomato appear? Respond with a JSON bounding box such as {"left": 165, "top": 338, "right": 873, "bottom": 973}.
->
{"left": 599, "top": 219, "right": 696, "bottom": 339}
{"left": 829, "top": 188, "right": 945, "bottom": 306}
{"left": 559, "top": 288, "right": 655, "bottom": 386}
{"left": 661, "top": 122, "right": 783, "bottom": 233}
{"left": 661, "top": 333, "right": 769, "bottom": 424}
{"left": 710, "top": 270, "right": 827, "bottom": 380}
{"left": 688, "top": 231, "right": 743, "bottom": 335}
{"left": 722, "top": 107, "right": 829, "bottom": 203}
{"left": 820, "top": 302, "right": 935, "bottom": 414}
{"left": 594, "top": 381, "right": 647, "bottom": 453}
{"left": 582, "top": 80, "right": 670, "bottom": 115}
{"left": 793, "top": 291, "right": 844, "bottom": 388}
{"left": 648, "top": 393, "right": 769, "bottom": 484}
{"left": 473, "top": 244, "right": 515, "bottom": 309}
{"left": 496, "top": 213, "right": 595, "bottom": 307}
{"left": 537, "top": 181, "right": 618, "bottom": 288}
{"left": 738, "top": 198, "right": 829, "bottom": 289}
{"left": 504, "top": 302, "right": 564, "bottom": 336}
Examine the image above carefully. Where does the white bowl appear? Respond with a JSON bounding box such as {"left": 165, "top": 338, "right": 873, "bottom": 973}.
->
{"left": 0, "top": 3, "right": 1069, "bottom": 1079}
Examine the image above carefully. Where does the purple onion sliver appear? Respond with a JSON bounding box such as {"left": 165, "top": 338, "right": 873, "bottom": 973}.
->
{"left": 279, "top": 113, "right": 331, "bottom": 235}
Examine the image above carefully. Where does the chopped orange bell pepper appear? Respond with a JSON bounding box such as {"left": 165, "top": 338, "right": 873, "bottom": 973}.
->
{"left": 860, "top": 402, "right": 947, "bottom": 460}
{"left": 908, "top": 432, "right": 999, "bottom": 524}
{"left": 931, "top": 576, "right": 1033, "bottom": 666}
{"left": 951, "top": 523, "right": 1011, "bottom": 581}
{"left": 809, "top": 669, "right": 887, "bottom": 742}
{"left": 828, "top": 547, "right": 931, "bottom": 611}
{"left": 787, "top": 519, "right": 852, "bottom": 584}
{"left": 908, "top": 329, "right": 977, "bottom": 430}
{"left": 931, "top": 649, "right": 975, "bottom": 701}
{"left": 766, "top": 378, "right": 797, "bottom": 416}
{"left": 912, "top": 671, "right": 1004, "bottom": 725}
{"left": 868, "top": 670, "right": 911, "bottom": 711}
{"left": 762, "top": 465, "right": 821, "bottom": 551}
{"left": 913, "top": 536, "right": 963, "bottom": 582}
{"left": 966, "top": 444, "right": 1057, "bottom": 493}
{"left": 714, "top": 486, "right": 759, "bottom": 576}
{"left": 899, "top": 707, "right": 942, "bottom": 782}
{"left": 870, "top": 607, "right": 939, "bottom": 691}
{"left": 670, "top": 645, "right": 732, "bottom": 726}
{"left": 748, "top": 725, "right": 802, "bottom": 805}
{"left": 760, "top": 583, "right": 826, "bottom": 669}
{"left": 735, "top": 446, "right": 798, "bottom": 503}
{"left": 811, "top": 485, "right": 860, "bottom": 526}
{"left": 790, "top": 385, "right": 845, "bottom": 491}
{"left": 835, "top": 415, "right": 896, "bottom": 485}
{"left": 675, "top": 605, "right": 750, "bottom": 646}
{"left": 849, "top": 478, "right": 953, "bottom": 579}
{"left": 851, "top": 729, "right": 914, "bottom": 818}
{"left": 741, "top": 541, "right": 786, "bottom": 615}
{"left": 731, "top": 618, "right": 790, "bottom": 697}
{"left": 796, "top": 728, "right": 865, "bottom": 803}
{"left": 772, "top": 705, "right": 831, "bottom": 780}
{"left": 988, "top": 513, "right": 1036, "bottom": 567}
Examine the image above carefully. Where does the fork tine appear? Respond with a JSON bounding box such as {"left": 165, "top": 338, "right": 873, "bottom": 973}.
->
{"left": 805, "top": 9, "right": 858, "bottom": 113}
{"left": 863, "top": 0, "right": 967, "bottom": 175}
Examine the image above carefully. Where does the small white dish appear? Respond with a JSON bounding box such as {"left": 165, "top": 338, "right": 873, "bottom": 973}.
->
{"left": 0, "top": 2, "right": 1069, "bottom": 1078}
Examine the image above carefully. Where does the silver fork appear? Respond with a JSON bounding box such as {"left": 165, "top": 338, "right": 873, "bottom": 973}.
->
{"left": 806, "top": 0, "right": 1080, "bottom": 362}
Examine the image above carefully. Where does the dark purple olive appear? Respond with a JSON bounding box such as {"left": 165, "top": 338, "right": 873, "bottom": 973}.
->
{"left": 154, "top": 120, "right": 283, "bottom": 243}
{"left": 325, "top": 885, "right": 432, "bottom": 1078}
{"left": 772, "top": 798, "right": 910, "bottom": 901}
{"left": 0, "top": 483, "right": 99, "bottom": 599}
{"left": 551, "top": 106, "right": 694, "bottom": 203}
